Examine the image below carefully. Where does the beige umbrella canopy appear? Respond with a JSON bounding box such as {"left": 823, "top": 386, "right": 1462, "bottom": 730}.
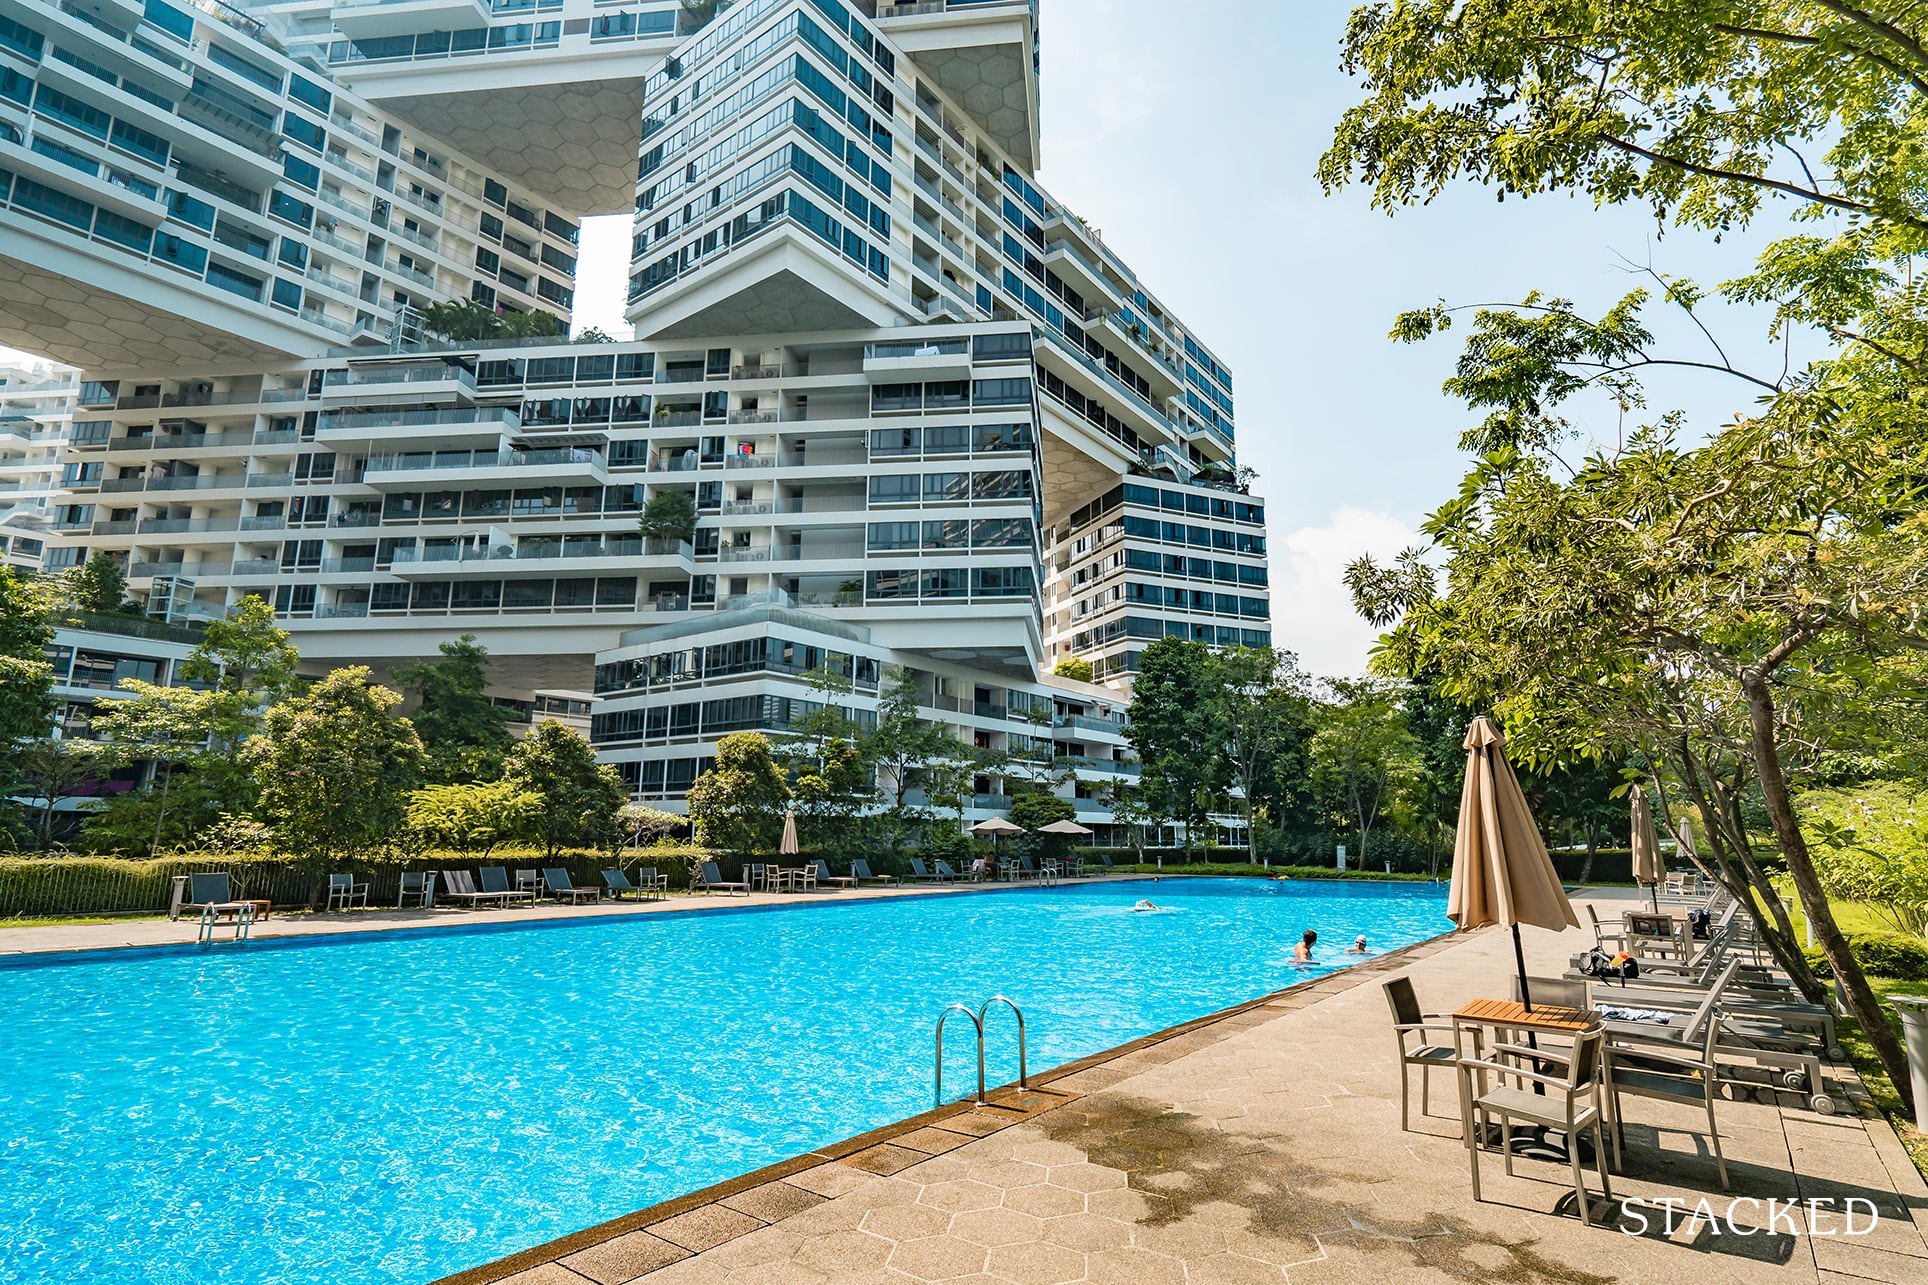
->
{"left": 1450, "top": 716, "right": 1579, "bottom": 1008}
{"left": 970, "top": 818, "right": 1026, "bottom": 836}
{"left": 1037, "top": 820, "right": 1093, "bottom": 836}
{"left": 780, "top": 810, "right": 799, "bottom": 857}
{"left": 1630, "top": 787, "right": 1664, "bottom": 909}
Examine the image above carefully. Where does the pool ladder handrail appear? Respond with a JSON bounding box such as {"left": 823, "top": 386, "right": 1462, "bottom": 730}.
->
{"left": 197, "top": 902, "right": 256, "bottom": 946}
{"left": 932, "top": 995, "right": 1029, "bottom": 1108}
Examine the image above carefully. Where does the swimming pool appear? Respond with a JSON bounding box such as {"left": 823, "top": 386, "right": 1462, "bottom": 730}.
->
{"left": 0, "top": 877, "right": 1449, "bottom": 1284}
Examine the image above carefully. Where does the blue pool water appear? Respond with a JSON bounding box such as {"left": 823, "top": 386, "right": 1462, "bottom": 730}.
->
{"left": 0, "top": 877, "right": 1448, "bottom": 1284}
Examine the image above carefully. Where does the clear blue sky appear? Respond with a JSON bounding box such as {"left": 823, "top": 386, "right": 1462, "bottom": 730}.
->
{"left": 570, "top": 0, "right": 1813, "bottom": 675}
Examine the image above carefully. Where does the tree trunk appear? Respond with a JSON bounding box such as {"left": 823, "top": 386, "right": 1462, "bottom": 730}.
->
{"left": 149, "top": 759, "right": 174, "bottom": 857}
{"left": 1672, "top": 746, "right": 1823, "bottom": 1000}
{"left": 1742, "top": 672, "right": 1911, "bottom": 1110}
{"left": 1578, "top": 828, "right": 1597, "bottom": 885}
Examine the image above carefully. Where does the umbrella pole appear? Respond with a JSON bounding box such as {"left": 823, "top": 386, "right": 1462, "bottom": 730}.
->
{"left": 1512, "top": 924, "right": 1531, "bottom": 1012}
{"left": 1650, "top": 880, "right": 1659, "bottom": 912}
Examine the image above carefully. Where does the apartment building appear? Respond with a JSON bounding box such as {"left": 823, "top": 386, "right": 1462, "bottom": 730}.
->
{"left": 0, "top": 359, "right": 77, "bottom": 570}
{"left": 12, "top": 0, "right": 1269, "bottom": 836}
{"left": 0, "top": 0, "right": 580, "bottom": 372}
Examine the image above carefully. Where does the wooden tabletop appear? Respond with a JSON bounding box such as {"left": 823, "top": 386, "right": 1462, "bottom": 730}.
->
{"left": 1452, "top": 998, "right": 1600, "bottom": 1033}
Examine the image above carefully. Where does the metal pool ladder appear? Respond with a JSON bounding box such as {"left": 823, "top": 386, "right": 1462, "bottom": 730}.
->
{"left": 197, "top": 902, "right": 256, "bottom": 946}
{"left": 933, "top": 995, "right": 1029, "bottom": 1108}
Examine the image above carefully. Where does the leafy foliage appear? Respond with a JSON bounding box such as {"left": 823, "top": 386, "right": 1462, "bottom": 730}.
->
{"left": 686, "top": 732, "right": 790, "bottom": 858}
{"left": 0, "top": 568, "right": 56, "bottom": 806}
{"left": 1051, "top": 655, "right": 1095, "bottom": 683}
{"left": 244, "top": 668, "right": 425, "bottom": 862}
{"left": 637, "top": 487, "right": 698, "bottom": 543}
{"left": 1126, "top": 637, "right": 1227, "bottom": 848}
{"left": 406, "top": 781, "right": 540, "bottom": 857}
{"left": 393, "top": 634, "right": 514, "bottom": 781}
{"left": 1800, "top": 782, "right": 1928, "bottom": 935}
{"left": 60, "top": 552, "right": 140, "bottom": 616}
{"left": 503, "top": 721, "right": 627, "bottom": 858}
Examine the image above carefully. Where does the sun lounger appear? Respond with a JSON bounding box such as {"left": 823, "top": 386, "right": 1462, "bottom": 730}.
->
{"left": 602, "top": 869, "right": 651, "bottom": 900}
{"left": 439, "top": 870, "right": 494, "bottom": 909}
{"left": 478, "top": 866, "right": 535, "bottom": 907}
{"left": 812, "top": 859, "right": 857, "bottom": 889}
{"left": 176, "top": 872, "right": 260, "bottom": 922}
{"left": 908, "top": 858, "right": 951, "bottom": 883}
{"left": 933, "top": 860, "right": 964, "bottom": 881}
{"left": 543, "top": 868, "right": 601, "bottom": 904}
{"left": 698, "top": 861, "right": 748, "bottom": 896}
{"left": 849, "top": 859, "right": 892, "bottom": 886}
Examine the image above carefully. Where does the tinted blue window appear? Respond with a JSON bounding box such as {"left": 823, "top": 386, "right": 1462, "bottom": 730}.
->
{"left": 282, "top": 155, "right": 320, "bottom": 191}
{"left": 271, "top": 277, "right": 301, "bottom": 310}
{"left": 94, "top": 209, "right": 154, "bottom": 253}
{"left": 268, "top": 188, "right": 313, "bottom": 228}
{"left": 282, "top": 113, "right": 324, "bottom": 151}
{"left": 143, "top": 0, "right": 193, "bottom": 43}
{"left": 288, "top": 75, "right": 331, "bottom": 114}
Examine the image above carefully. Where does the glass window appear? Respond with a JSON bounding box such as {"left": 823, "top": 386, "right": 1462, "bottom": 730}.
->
{"left": 923, "top": 472, "right": 970, "bottom": 501}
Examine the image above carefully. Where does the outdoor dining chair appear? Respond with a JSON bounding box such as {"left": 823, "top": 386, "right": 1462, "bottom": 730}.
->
{"left": 1464, "top": 1027, "right": 1614, "bottom": 1223}
{"left": 1604, "top": 1011, "right": 1731, "bottom": 1191}
{"left": 326, "top": 872, "right": 369, "bottom": 912}
{"left": 396, "top": 870, "right": 436, "bottom": 909}
{"left": 1382, "top": 976, "right": 1458, "bottom": 1131}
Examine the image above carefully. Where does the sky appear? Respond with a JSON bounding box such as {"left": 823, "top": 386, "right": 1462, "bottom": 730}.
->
{"left": 10, "top": 2, "right": 1812, "bottom": 677}
{"left": 564, "top": 0, "right": 1812, "bottom": 677}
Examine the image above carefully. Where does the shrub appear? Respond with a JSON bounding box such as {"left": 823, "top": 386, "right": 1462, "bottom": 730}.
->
{"left": 1804, "top": 931, "right": 1928, "bottom": 982}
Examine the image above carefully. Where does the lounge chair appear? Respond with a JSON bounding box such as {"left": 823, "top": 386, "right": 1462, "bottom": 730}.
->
{"left": 176, "top": 872, "right": 254, "bottom": 922}
{"left": 602, "top": 869, "right": 646, "bottom": 900}
{"left": 397, "top": 870, "right": 437, "bottom": 909}
{"left": 698, "top": 861, "right": 748, "bottom": 896}
{"left": 813, "top": 859, "right": 857, "bottom": 889}
{"left": 326, "top": 872, "right": 369, "bottom": 912}
{"left": 543, "top": 868, "right": 601, "bottom": 904}
{"left": 849, "top": 859, "right": 893, "bottom": 886}
{"left": 908, "top": 858, "right": 939, "bottom": 883}
{"left": 479, "top": 866, "right": 535, "bottom": 907}
{"left": 439, "top": 870, "right": 492, "bottom": 910}
{"left": 933, "top": 860, "right": 963, "bottom": 881}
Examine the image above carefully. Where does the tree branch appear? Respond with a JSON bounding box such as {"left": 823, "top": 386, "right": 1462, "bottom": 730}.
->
{"left": 1599, "top": 134, "right": 1928, "bottom": 232}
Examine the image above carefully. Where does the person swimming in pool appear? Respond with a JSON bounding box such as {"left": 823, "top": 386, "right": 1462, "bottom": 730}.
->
{"left": 1292, "top": 929, "right": 1318, "bottom": 963}
{"left": 1344, "top": 935, "right": 1370, "bottom": 955}
{"left": 1132, "top": 898, "right": 1159, "bottom": 912}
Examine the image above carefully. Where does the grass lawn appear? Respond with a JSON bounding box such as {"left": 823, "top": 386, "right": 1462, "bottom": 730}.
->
{"left": 0, "top": 912, "right": 171, "bottom": 928}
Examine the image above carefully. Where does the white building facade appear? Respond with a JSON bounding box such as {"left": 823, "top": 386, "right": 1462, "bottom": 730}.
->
{"left": 12, "top": 0, "right": 1269, "bottom": 836}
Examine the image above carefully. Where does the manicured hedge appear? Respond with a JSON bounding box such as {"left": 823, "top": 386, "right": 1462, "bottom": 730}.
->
{"left": 1805, "top": 931, "right": 1928, "bottom": 982}
{"left": 0, "top": 845, "right": 719, "bottom": 918}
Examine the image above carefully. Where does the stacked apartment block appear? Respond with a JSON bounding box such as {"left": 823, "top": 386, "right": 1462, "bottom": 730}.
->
{"left": 3, "top": 0, "right": 1269, "bottom": 840}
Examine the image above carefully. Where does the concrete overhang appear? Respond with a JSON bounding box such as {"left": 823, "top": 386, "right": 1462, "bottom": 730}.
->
{"left": 877, "top": 0, "right": 1040, "bottom": 171}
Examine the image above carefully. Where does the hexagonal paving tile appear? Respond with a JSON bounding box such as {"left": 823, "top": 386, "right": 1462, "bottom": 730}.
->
{"left": 983, "top": 1239, "right": 1086, "bottom": 1285}
{"left": 946, "top": 1207, "right": 1044, "bottom": 1248}
{"left": 887, "top": 1234, "right": 990, "bottom": 1282}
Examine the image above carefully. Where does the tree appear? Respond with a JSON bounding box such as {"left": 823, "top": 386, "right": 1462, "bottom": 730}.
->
{"left": 638, "top": 487, "right": 698, "bottom": 545}
{"left": 418, "top": 299, "right": 567, "bottom": 343}
{"left": 1324, "top": 0, "right": 1928, "bottom": 1105}
{"left": 14, "top": 737, "right": 118, "bottom": 849}
{"left": 867, "top": 664, "right": 947, "bottom": 822}
{"left": 407, "top": 781, "right": 539, "bottom": 857}
{"left": 790, "top": 737, "right": 871, "bottom": 852}
{"left": 62, "top": 552, "right": 138, "bottom": 616}
{"left": 1533, "top": 760, "right": 1629, "bottom": 884}
{"left": 180, "top": 596, "right": 301, "bottom": 707}
{"left": 618, "top": 802, "right": 685, "bottom": 850}
{"left": 1308, "top": 678, "right": 1416, "bottom": 864}
{"left": 574, "top": 326, "right": 618, "bottom": 344}
{"left": 244, "top": 668, "right": 425, "bottom": 862}
{"left": 503, "top": 720, "right": 627, "bottom": 858}
{"left": 393, "top": 634, "right": 514, "bottom": 781}
{"left": 1052, "top": 655, "right": 1094, "bottom": 683}
{"left": 781, "top": 655, "right": 860, "bottom": 773}
{"left": 1008, "top": 791, "right": 1075, "bottom": 863}
{"left": 1126, "top": 637, "right": 1225, "bottom": 852}
{"left": 1212, "top": 647, "right": 1315, "bottom": 863}
{"left": 686, "top": 731, "right": 789, "bottom": 858}
{"left": 0, "top": 567, "right": 56, "bottom": 807}
{"left": 85, "top": 682, "right": 223, "bottom": 854}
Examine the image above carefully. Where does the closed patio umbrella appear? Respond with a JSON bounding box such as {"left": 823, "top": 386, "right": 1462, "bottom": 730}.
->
{"left": 780, "top": 810, "right": 798, "bottom": 857}
{"left": 1630, "top": 787, "right": 1663, "bottom": 911}
{"left": 1449, "top": 716, "right": 1579, "bottom": 1011}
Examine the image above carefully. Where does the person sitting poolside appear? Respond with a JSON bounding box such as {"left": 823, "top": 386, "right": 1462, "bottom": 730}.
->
{"left": 1292, "top": 929, "right": 1318, "bottom": 962}
{"left": 1344, "top": 935, "right": 1370, "bottom": 955}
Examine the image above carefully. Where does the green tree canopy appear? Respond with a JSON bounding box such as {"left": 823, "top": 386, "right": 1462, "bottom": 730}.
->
{"left": 1051, "top": 655, "right": 1095, "bottom": 683}
{"left": 503, "top": 720, "right": 627, "bottom": 858}
{"left": 0, "top": 567, "right": 56, "bottom": 808}
{"left": 244, "top": 667, "right": 425, "bottom": 862}
{"left": 407, "top": 780, "right": 539, "bottom": 857}
{"left": 1126, "top": 637, "right": 1226, "bottom": 850}
{"left": 687, "top": 731, "right": 790, "bottom": 858}
{"left": 61, "top": 552, "right": 139, "bottom": 616}
{"left": 393, "top": 634, "right": 514, "bottom": 781}
{"left": 638, "top": 487, "right": 698, "bottom": 544}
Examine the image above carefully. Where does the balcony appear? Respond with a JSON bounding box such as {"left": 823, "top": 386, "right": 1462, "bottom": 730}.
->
{"left": 320, "top": 363, "right": 476, "bottom": 401}
{"left": 318, "top": 406, "right": 519, "bottom": 450}
{"left": 864, "top": 338, "right": 972, "bottom": 381}
{"left": 362, "top": 446, "right": 607, "bottom": 489}
{"left": 331, "top": 0, "right": 492, "bottom": 39}
{"left": 388, "top": 536, "right": 691, "bottom": 577}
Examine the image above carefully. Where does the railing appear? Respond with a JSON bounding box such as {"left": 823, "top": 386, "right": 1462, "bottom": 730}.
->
{"left": 730, "top": 364, "right": 782, "bottom": 380}
{"left": 322, "top": 365, "right": 476, "bottom": 391}
{"left": 726, "top": 410, "right": 778, "bottom": 425}
{"left": 324, "top": 151, "right": 375, "bottom": 183}
{"left": 722, "top": 453, "right": 774, "bottom": 469}
{"left": 330, "top": 114, "right": 379, "bottom": 146}
{"left": 321, "top": 406, "right": 518, "bottom": 432}
{"left": 305, "top": 266, "right": 360, "bottom": 297}
{"left": 311, "top": 226, "right": 362, "bottom": 256}
{"left": 365, "top": 447, "right": 604, "bottom": 474}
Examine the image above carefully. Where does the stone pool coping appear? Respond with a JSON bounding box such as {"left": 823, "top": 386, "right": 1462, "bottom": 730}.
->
{"left": 432, "top": 916, "right": 1472, "bottom": 1285}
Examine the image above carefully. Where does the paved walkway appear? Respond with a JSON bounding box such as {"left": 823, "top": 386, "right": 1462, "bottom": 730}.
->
{"left": 462, "top": 889, "right": 1928, "bottom": 1285}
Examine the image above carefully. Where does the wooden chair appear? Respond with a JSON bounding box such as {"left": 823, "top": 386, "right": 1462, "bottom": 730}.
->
{"left": 1382, "top": 977, "right": 1458, "bottom": 1131}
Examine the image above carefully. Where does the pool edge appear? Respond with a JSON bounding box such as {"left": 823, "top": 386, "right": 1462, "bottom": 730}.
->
{"left": 431, "top": 919, "right": 1481, "bottom": 1285}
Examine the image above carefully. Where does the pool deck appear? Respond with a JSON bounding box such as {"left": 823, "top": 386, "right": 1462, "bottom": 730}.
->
{"left": 0, "top": 874, "right": 1146, "bottom": 957}
{"left": 443, "top": 887, "right": 1928, "bottom": 1285}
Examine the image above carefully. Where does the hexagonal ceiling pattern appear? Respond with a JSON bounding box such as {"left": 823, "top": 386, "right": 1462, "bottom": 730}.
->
{"left": 636, "top": 269, "right": 881, "bottom": 341}
{"left": 914, "top": 46, "right": 1036, "bottom": 170}
{"left": 0, "top": 256, "right": 310, "bottom": 371}
{"left": 377, "top": 81, "right": 648, "bottom": 217}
